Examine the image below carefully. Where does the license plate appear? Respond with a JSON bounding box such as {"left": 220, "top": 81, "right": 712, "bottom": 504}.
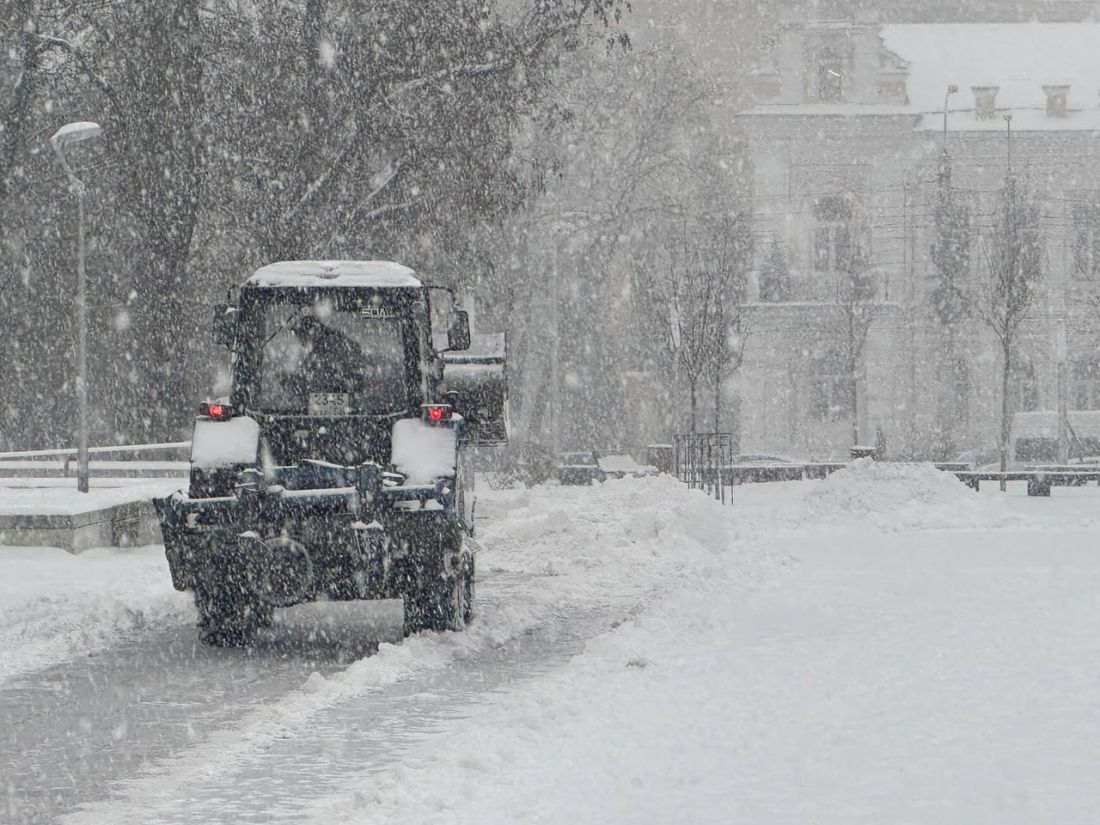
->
{"left": 308, "top": 392, "right": 349, "bottom": 416}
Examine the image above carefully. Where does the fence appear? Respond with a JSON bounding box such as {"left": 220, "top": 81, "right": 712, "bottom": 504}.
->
{"left": 0, "top": 442, "right": 190, "bottom": 479}
{"left": 674, "top": 433, "right": 734, "bottom": 504}
{"left": 670, "top": 434, "right": 1100, "bottom": 501}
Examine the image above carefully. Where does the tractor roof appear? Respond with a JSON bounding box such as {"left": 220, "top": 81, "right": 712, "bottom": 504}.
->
{"left": 245, "top": 260, "right": 423, "bottom": 289}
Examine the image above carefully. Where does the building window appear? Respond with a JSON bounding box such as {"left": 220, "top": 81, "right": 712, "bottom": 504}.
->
{"left": 812, "top": 196, "right": 853, "bottom": 272}
{"left": 1013, "top": 357, "right": 1040, "bottom": 412}
{"left": 808, "top": 351, "right": 853, "bottom": 421}
{"left": 815, "top": 47, "right": 845, "bottom": 102}
{"left": 1072, "top": 201, "right": 1100, "bottom": 279}
{"left": 972, "top": 86, "right": 999, "bottom": 119}
{"left": 877, "top": 79, "right": 907, "bottom": 104}
{"left": 758, "top": 240, "right": 791, "bottom": 302}
{"left": 1073, "top": 360, "right": 1100, "bottom": 409}
{"left": 1043, "top": 84, "right": 1070, "bottom": 118}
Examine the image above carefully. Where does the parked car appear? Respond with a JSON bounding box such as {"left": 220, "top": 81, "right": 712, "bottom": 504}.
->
{"left": 596, "top": 453, "right": 659, "bottom": 479}
{"left": 953, "top": 448, "right": 1001, "bottom": 469}
{"left": 727, "top": 453, "right": 804, "bottom": 484}
{"left": 730, "top": 453, "right": 798, "bottom": 466}
{"left": 556, "top": 452, "right": 605, "bottom": 485}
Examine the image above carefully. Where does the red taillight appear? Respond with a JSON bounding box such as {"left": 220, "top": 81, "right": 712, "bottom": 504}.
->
{"left": 422, "top": 404, "right": 452, "bottom": 423}
{"left": 199, "top": 402, "right": 234, "bottom": 421}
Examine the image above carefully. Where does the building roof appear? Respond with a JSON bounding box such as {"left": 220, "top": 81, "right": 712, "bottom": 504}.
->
{"left": 246, "top": 260, "right": 422, "bottom": 289}
{"left": 743, "top": 22, "right": 1100, "bottom": 131}
{"left": 882, "top": 22, "right": 1100, "bottom": 130}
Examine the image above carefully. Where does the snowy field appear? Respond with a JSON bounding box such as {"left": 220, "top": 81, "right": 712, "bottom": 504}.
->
{"left": 4, "top": 462, "right": 1100, "bottom": 823}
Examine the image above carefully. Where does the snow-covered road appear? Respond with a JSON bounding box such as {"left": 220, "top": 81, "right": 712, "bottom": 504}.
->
{"left": 5, "top": 464, "right": 1100, "bottom": 824}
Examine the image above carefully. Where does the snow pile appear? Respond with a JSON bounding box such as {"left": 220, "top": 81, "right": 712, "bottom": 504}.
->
{"left": 471, "top": 476, "right": 777, "bottom": 633}
{"left": 190, "top": 416, "right": 259, "bottom": 468}
{"left": 799, "top": 459, "right": 1016, "bottom": 531}
{"left": 390, "top": 418, "right": 456, "bottom": 483}
{"left": 0, "top": 545, "right": 191, "bottom": 686}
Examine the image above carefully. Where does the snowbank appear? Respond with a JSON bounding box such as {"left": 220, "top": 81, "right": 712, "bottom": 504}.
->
{"left": 0, "top": 545, "right": 191, "bottom": 686}
{"left": 798, "top": 459, "right": 1018, "bottom": 531}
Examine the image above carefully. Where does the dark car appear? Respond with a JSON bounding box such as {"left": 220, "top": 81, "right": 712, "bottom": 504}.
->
{"left": 726, "top": 453, "right": 805, "bottom": 484}
{"left": 596, "top": 453, "right": 659, "bottom": 479}
{"left": 556, "top": 451, "right": 605, "bottom": 485}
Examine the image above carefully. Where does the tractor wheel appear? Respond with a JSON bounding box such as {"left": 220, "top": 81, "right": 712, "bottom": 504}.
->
{"left": 193, "top": 583, "right": 272, "bottom": 647}
{"left": 462, "top": 552, "right": 475, "bottom": 625}
{"left": 403, "top": 535, "right": 472, "bottom": 635}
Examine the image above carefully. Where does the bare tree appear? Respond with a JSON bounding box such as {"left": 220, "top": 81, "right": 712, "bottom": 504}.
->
{"left": 929, "top": 152, "right": 972, "bottom": 458}
{"left": 832, "top": 241, "right": 881, "bottom": 447}
{"left": 701, "top": 214, "right": 752, "bottom": 434}
{"left": 977, "top": 173, "right": 1043, "bottom": 484}
{"left": 489, "top": 41, "right": 725, "bottom": 453}
{"left": 657, "top": 212, "right": 749, "bottom": 435}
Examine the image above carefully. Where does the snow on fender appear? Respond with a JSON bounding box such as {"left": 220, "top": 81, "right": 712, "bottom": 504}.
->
{"left": 391, "top": 418, "right": 457, "bottom": 484}
{"left": 190, "top": 415, "right": 260, "bottom": 468}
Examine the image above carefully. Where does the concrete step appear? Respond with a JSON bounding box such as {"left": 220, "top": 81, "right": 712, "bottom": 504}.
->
{"left": 0, "top": 500, "right": 162, "bottom": 553}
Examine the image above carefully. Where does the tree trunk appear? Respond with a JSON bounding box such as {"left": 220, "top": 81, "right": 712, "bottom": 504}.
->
{"left": 689, "top": 377, "right": 697, "bottom": 435}
{"left": 1000, "top": 342, "right": 1012, "bottom": 492}
{"left": 713, "top": 375, "right": 721, "bottom": 434}
{"left": 0, "top": 1, "right": 38, "bottom": 206}
{"left": 850, "top": 359, "right": 860, "bottom": 448}
{"left": 0, "top": 1, "right": 40, "bottom": 424}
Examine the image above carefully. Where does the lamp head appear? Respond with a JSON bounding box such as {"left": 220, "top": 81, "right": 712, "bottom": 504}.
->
{"left": 50, "top": 121, "right": 103, "bottom": 149}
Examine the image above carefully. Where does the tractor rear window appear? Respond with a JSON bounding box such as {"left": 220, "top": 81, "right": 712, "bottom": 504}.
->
{"left": 256, "top": 304, "right": 410, "bottom": 415}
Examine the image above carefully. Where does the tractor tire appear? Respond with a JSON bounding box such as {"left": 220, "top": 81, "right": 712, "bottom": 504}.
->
{"left": 462, "top": 552, "right": 475, "bottom": 625}
{"left": 193, "top": 583, "right": 272, "bottom": 647}
{"left": 403, "top": 535, "right": 473, "bottom": 635}
{"left": 191, "top": 545, "right": 272, "bottom": 651}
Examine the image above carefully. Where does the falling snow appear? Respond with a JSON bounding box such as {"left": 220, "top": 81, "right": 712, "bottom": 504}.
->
{"left": 4, "top": 1, "right": 1100, "bottom": 823}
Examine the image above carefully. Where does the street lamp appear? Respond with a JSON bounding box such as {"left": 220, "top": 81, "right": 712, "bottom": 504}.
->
{"left": 942, "top": 84, "right": 959, "bottom": 148}
{"left": 50, "top": 120, "right": 102, "bottom": 494}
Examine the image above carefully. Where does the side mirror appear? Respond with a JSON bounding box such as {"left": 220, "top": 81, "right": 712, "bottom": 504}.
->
{"left": 447, "top": 310, "right": 471, "bottom": 352}
{"left": 212, "top": 304, "right": 237, "bottom": 347}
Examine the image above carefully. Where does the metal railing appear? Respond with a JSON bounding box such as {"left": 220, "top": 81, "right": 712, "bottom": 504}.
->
{"left": 0, "top": 442, "right": 190, "bottom": 479}
{"left": 674, "top": 433, "right": 734, "bottom": 504}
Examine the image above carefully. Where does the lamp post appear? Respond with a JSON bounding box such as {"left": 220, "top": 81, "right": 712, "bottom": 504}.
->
{"left": 49, "top": 121, "right": 102, "bottom": 494}
{"left": 942, "top": 84, "right": 959, "bottom": 148}
{"left": 1004, "top": 112, "right": 1013, "bottom": 173}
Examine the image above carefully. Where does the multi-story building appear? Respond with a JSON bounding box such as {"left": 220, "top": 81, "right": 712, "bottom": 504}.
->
{"left": 737, "top": 18, "right": 1100, "bottom": 459}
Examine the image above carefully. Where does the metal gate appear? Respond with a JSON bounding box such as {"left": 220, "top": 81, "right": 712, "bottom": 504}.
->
{"left": 674, "top": 433, "right": 734, "bottom": 504}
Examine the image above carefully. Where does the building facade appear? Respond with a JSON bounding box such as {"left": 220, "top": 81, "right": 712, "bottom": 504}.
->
{"left": 737, "top": 18, "right": 1100, "bottom": 459}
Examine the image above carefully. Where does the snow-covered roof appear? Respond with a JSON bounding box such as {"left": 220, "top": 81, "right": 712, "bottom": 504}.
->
{"left": 246, "top": 260, "right": 422, "bottom": 289}
{"left": 883, "top": 23, "right": 1100, "bottom": 131}
{"left": 883, "top": 23, "right": 1097, "bottom": 110}
{"left": 743, "top": 23, "right": 1100, "bottom": 131}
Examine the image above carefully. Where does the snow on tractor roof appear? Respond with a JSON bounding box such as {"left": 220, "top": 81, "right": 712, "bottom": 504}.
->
{"left": 245, "top": 260, "right": 423, "bottom": 289}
